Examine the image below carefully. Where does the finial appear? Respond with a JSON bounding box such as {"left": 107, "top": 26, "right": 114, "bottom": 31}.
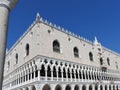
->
{"left": 6, "top": 48, "right": 8, "bottom": 54}
{"left": 94, "top": 36, "right": 99, "bottom": 45}
{"left": 36, "top": 13, "right": 40, "bottom": 23}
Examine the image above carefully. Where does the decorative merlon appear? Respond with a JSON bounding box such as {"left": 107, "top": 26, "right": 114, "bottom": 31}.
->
{"left": 36, "top": 12, "right": 40, "bottom": 23}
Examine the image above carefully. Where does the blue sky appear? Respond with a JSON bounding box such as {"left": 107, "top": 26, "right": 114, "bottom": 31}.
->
{"left": 7, "top": 0, "right": 120, "bottom": 53}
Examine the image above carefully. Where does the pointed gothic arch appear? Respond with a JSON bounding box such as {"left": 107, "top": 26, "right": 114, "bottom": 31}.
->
{"left": 105, "top": 85, "right": 107, "bottom": 90}
{"left": 40, "top": 64, "right": 45, "bottom": 76}
{"left": 89, "top": 85, "right": 92, "bottom": 90}
{"left": 100, "top": 85, "right": 103, "bottom": 90}
{"left": 53, "top": 40, "right": 60, "bottom": 53}
{"left": 43, "top": 84, "right": 51, "bottom": 90}
{"left": 76, "top": 69, "right": 78, "bottom": 79}
{"left": 79, "top": 70, "right": 82, "bottom": 79}
{"left": 109, "top": 85, "right": 111, "bottom": 90}
{"left": 58, "top": 67, "right": 62, "bottom": 78}
{"left": 72, "top": 69, "right": 75, "bottom": 78}
{"left": 65, "top": 85, "right": 71, "bottom": 90}
{"left": 63, "top": 68, "right": 66, "bottom": 78}
{"left": 47, "top": 65, "right": 51, "bottom": 77}
{"left": 100, "top": 58, "right": 103, "bottom": 65}
{"left": 15, "top": 53, "right": 18, "bottom": 64}
{"left": 74, "top": 85, "right": 79, "bottom": 90}
{"left": 55, "top": 84, "right": 62, "bottom": 90}
{"left": 95, "top": 84, "right": 98, "bottom": 90}
{"left": 89, "top": 52, "right": 93, "bottom": 61}
{"left": 73, "top": 47, "right": 79, "bottom": 58}
{"left": 53, "top": 66, "right": 57, "bottom": 77}
{"left": 25, "top": 43, "right": 30, "bottom": 56}
{"left": 82, "top": 85, "right": 86, "bottom": 90}
{"left": 32, "top": 85, "right": 36, "bottom": 90}
{"left": 68, "top": 68, "right": 71, "bottom": 78}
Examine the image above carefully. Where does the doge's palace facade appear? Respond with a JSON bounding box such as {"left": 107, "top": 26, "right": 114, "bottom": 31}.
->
{"left": 2, "top": 13, "right": 120, "bottom": 90}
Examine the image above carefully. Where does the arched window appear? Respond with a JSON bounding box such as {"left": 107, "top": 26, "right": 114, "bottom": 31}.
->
{"left": 89, "top": 52, "right": 93, "bottom": 61}
{"left": 91, "top": 72, "right": 94, "bottom": 80}
{"left": 95, "top": 85, "right": 98, "bottom": 90}
{"left": 72, "top": 69, "right": 75, "bottom": 78}
{"left": 65, "top": 85, "right": 71, "bottom": 90}
{"left": 58, "top": 67, "right": 61, "bottom": 78}
{"left": 40, "top": 65, "right": 45, "bottom": 76}
{"left": 86, "top": 71, "right": 88, "bottom": 79}
{"left": 105, "top": 85, "right": 107, "bottom": 90}
{"left": 89, "top": 85, "right": 92, "bottom": 90}
{"left": 47, "top": 66, "right": 51, "bottom": 77}
{"left": 109, "top": 85, "right": 111, "bottom": 90}
{"left": 74, "top": 85, "right": 79, "bottom": 90}
{"left": 55, "top": 85, "right": 62, "bottom": 90}
{"left": 107, "top": 58, "right": 110, "bottom": 66}
{"left": 100, "top": 58, "right": 103, "bottom": 65}
{"left": 43, "top": 84, "right": 51, "bottom": 90}
{"left": 32, "top": 85, "right": 36, "bottom": 90}
{"left": 74, "top": 47, "right": 79, "bottom": 58}
{"left": 15, "top": 53, "right": 18, "bottom": 64}
{"left": 26, "top": 43, "right": 30, "bottom": 56}
{"left": 83, "top": 71, "right": 85, "bottom": 79}
{"left": 53, "top": 40, "right": 60, "bottom": 53}
{"left": 63, "top": 68, "right": 66, "bottom": 78}
{"left": 116, "top": 85, "right": 119, "bottom": 90}
{"left": 68, "top": 68, "right": 71, "bottom": 78}
{"left": 89, "top": 71, "right": 91, "bottom": 80}
{"left": 82, "top": 85, "right": 86, "bottom": 90}
{"left": 76, "top": 70, "right": 78, "bottom": 79}
{"left": 100, "top": 85, "right": 103, "bottom": 90}
{"left": 79, "top": 70, "right": 82, "bottom": 79}
{"left": 53, "top": 66, "right": 57, "bottom": 77}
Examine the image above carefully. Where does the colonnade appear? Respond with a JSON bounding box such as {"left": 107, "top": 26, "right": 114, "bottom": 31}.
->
{"left": 16, "top": 83, "right": 119, "bottom": 90}
{"left": 3, "top": 56, "right": 120, "bottom": 90}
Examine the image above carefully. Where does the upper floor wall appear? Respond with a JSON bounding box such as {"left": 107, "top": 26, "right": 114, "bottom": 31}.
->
{"left": 4, "top": 14, "right": 120, "bottom": 76}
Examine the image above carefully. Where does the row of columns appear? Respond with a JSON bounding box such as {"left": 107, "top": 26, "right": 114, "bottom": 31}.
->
{"left": 10, "top": 64, "right": 120, "bottom": 87}
{"left": 16, "top": 84, "right": 120, "bottom": 90}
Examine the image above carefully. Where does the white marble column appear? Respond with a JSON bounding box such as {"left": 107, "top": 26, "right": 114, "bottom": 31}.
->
{"left": 45, "top": 67, "right": 47, "bottom": 81}
{"left": 35, "top": 84, "right": 43, "bottom": 90}
{"left": 56, "top": 69, "right": 58, "bottom": 81}
{"left": 93, "top": 85, "right": 95, "bottom": 90}
{"left": 51, "top": 69, "right": 53, "bottom": 81}
{"left": 74, "top": 69, "right": 76, "bottom": 82}
{"left": 81, "top": 70, "right": 84, "bottom": 82}
{"left": 23, "top": 87, "right": 27, "bottom": 90}
{"left": 61, "top": 84, "right": 65, "bottom": 90}
{"left": 71, "top": 84, "right": 75, "bottom": 90}
{"left": 86, "top": 85, "right": 89, "bottom": 90}
{"left": 0, "top": 0, "right": 18, "bottom": 89}
{"left": 102, "top": 85, "right": 105, "bottom": 90}
{"left": 79, "top": 84, "right": 83, "bottom": 90}
{"left": 61, "top": 68, "right": 63, "bottom": 81}
{"left": 77, "top": 69, "right": 80, "bottom": 81}
{"left": 38, "top": 70, "right": 40, "bottom": 80}
{"left": 111, "top": 85, "right": 113, "bottom": 90}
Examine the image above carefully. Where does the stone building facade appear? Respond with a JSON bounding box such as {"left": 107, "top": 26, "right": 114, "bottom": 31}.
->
{"left": 2, "top": 13, "right": 120, "bottom": 90}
